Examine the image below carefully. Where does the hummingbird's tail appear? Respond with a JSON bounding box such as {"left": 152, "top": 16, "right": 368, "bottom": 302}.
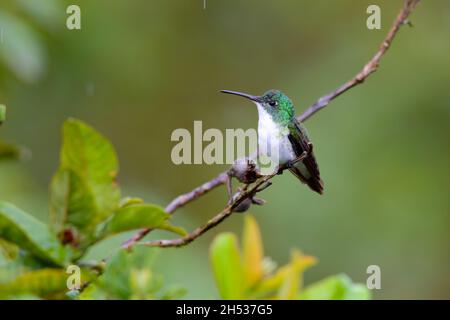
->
{"left": 289, "top": 165, "right": 324, "bottom": 195}
{"left": 286, "top": 119, "right": 324, "bottom": 194}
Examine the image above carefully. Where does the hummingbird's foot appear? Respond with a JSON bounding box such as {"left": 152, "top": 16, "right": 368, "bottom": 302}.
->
{"left": 276, "top": 166, "right": 284, "bottom": 175}
{"left": 285, "top": 150, "right": 308, "bottom": 169}
{"left": 275, "top": 148, "right": 309, "bottom": 174}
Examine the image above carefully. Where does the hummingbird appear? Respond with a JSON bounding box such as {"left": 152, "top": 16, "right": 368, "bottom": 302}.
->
{"left": 221, "top": 89, "right": 324, "bottom": 194}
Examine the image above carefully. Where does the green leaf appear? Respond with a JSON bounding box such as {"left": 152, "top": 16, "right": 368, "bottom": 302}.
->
{"left": 276, "top": 250, "right": 317, "bottom": 300}
{"left": 50, "top": 119, "right": 121, "bottom": 241}
{"left": 157, "top": 222, "right": 188, "bottom": 237}
{"left": 94, "top": 249, "right": 132, "bottom": 299}
{"left": 298, "top": 274, "right": 371, "bottom": 300}
{"left": 0, "top": 239, "right": 53, "bottom": 285}
{"left": 252, "top": 250, "right": 316, "bottom": 299}
{"left": 160, "top": 286, "right": 188, "bottom": 300}
{"left": 77, "top": 283, "right": 107, "bottom": 300}
{"left": 242, "top": 215, "right": 264, "bottom": 289}
{"left": 344, "top": 282, "right": 372, "bottom": 300}
{"left": 50, "top": 169, "right": 97, "bottom": 236}
{"left": 60, "top": 119, "right": 120, "bottom": 217}
{"left": 0, "top": 268, "right": 67, "bottom": 298}
{"left": 99, "top": 204, "right": 185, "bottom": 238}
{"left": 103, "top": 204, "right": 168, "bottom": 235}
{"left": 0, "top": 263, "right": 96, "bottom": 299}
{"left": 119, "top": 197, "right": 144, "bottom": 207}
{"left": 87, "top": 247, "right": 163, "bottom": 299}
{"left": 210, "top": 233, "right": 244, "bottom": 299}
{"left": 0, "top": 246, "right": 11, "bottom": 268}
{"left": 0, "top": 202, "right": 70, "bottom": 266}
{"left": 0, "top": 239, "right": 19, "bottom": 264}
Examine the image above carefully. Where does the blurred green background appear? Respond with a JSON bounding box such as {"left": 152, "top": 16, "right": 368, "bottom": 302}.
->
{"left": 0, "top": 0, "right": 449, "bottom": 299}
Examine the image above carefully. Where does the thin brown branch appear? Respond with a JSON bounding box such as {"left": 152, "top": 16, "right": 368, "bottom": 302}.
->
{"left": 164, "top": 172, "right": 230, "bottom": 213}
{"left": 140, "top": 173, "right": 277, "bottom": 248}
{"left": 299, "top": 0, "right": 421, "bottom": 122}
{"left": 123, "top": 0, "right": 421, "bottom": 249}
{"left": 122, "top": 172, "right": 229, "bottom": 249}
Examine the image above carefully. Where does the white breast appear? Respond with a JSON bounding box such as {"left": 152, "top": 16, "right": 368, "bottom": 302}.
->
{"left": 256, "top": 104, "right": 296, "bottom": 165}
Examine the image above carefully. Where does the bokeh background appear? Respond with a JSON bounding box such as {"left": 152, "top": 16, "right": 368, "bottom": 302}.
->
{"left": 0, "top": 0, "right": 449, "bottom": 299}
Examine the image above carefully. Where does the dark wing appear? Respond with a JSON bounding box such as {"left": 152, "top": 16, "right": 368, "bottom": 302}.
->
{"left": 287, "top": 119, "right": 324, "bottom": 194}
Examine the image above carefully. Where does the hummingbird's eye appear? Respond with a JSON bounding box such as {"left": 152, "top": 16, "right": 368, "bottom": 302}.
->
{"left": 269, "top": 101, "right": 278, "bottom": 107}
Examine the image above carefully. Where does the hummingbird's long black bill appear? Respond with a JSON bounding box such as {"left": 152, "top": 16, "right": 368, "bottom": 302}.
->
{"left": 220, "top": 90, "right": 261, "bottom": 102}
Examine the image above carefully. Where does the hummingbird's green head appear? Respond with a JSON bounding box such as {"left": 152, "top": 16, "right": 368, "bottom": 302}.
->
{"left": 221, "top": 89, "right": 295, "bottom": 124}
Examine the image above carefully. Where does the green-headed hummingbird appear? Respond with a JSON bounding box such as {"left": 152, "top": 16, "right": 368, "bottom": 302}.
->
{"left": 221, "top": 89, "right": 324, "bottom": 194}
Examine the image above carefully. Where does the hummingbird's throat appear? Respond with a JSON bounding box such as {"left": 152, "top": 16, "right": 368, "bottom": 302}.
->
{"left": 256, "top": 104, "right": 296, "bottom": 170}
